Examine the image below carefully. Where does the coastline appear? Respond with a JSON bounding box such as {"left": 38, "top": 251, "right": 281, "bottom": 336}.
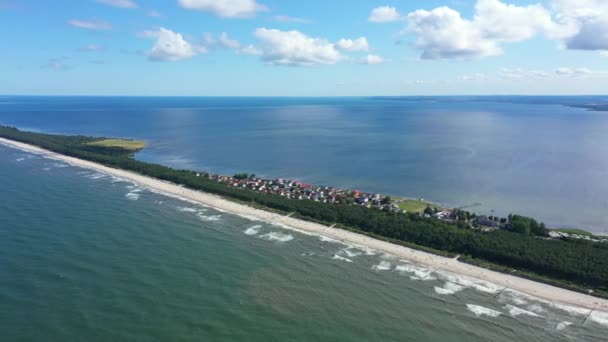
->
{"left": 2, "top": 136, "right": 607, "bottom": 314}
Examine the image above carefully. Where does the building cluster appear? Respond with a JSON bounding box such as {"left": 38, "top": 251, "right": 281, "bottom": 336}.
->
{"left": 202, "top": 172, "right": 401, "bottom": 211}
{"left": 548, "top": 231, "right": 608, "bottom": 244}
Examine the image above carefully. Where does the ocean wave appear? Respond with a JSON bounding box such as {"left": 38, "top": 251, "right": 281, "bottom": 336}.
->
{"left": 177, "top": 206, "right": 200, "bottom": 213}
{"left": 259, "top": 232, "right": 294, "bottom": 242}
{"left": 551, "top": 303, "right": 591, "bottom": 316}
{"left": 466, "top": 304, "right": 502, "bottom": 318}
{"left": 589, "top": 310, "right": 608, "bottom": 327}
{"left": 332, "top": 254, "right": 354, "bottom": 263}
{"left": 436, "top": 271, "right": 502, "bottom": 294}
{"left": 341, "top": 248, "right": 362, "bottom": 258}
{"left": 86, "top": 173, "right": 107, "bottom": 180}
{"left": 196, "top": 213, "right": 222, "bottom": 222}
{"left": 504, "top": 304, "right": 543, "bottom": 318}
{"left": 244, "top": 225, "right": 262, "bottom": 236}
{"left": 125, "top": 192, "right": 140, "bottom": 201}
{"left": 434, "top": 282, "right": 464, "bottom": 295}
{"left": 395, "top": 264, "right": 435, "bottom": 280}
{"left": 556, "top": 321, "right": 573, "bottom": 331}
{"left": 372, "top": 260, "right": 392, "bottom": 271}
{"left": 52, "top": 162, "right": 69, "bottom": 168}
{"left": 16, "top": 157, "right": 25, "bottom": 162}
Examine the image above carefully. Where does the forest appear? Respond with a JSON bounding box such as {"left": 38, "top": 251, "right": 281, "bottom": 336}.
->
{"left": 2, "top": 125, "right": 607, "bottom": 297}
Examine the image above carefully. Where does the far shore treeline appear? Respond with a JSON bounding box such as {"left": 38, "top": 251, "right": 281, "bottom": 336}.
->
{"left": 1, "top": 125, "right": 607, "bottom": 298}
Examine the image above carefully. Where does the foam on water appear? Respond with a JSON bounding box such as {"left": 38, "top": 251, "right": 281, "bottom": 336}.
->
{"left": 504, "top": 304, "right": 543, "bottom": 318}
{"left": 87, "top": 173, "right": 107, "bottom": 180}
{"left": 556, "top": 321, "right": 573, "bottom": 331}
{"left": 125, "top": 192, "right": 140, "bottom": 201}
{"left": 436, "top": 271, "right": 502, "bottom": 294}
{"left": 52, "top": 162, "right": 69, "bottom": 168}
{"left": 589, "top": 311, "right": 608, "bottom": 327}
{"left": 551, "top": 303, "right": 591, "bottom": 316}
{"left": 16, "top": 157, "right": 25, "bottom": 162}
{"left": 196, "top": 213, "right": 222, "bottom": 222}
{"left": 341, "top": 248, "right": 362, "bottom": 258}
{"left": 177, "top": 207, "right": 199, "bottom": 213}
{"left": 332, "top": 254, "right": 354, "bottom": 263}
{"left": 434, "top": 282, "right": 464, "bottom": 295}
{"left": 395, "top": 264, "right": 435, "bottom": 280}
{"left": 244, "top": 225, "right": 262, "bottom": 236}
{"left": 466, "top": 304, "right": 502, "bottom": 318}
{"left": 372, "top": 261, "right": 391, "bottom": 271}
{"left": 259, "top": 232, "right": 294, "bottom": 243}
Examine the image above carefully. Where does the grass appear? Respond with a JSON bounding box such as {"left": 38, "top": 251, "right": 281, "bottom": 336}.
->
{"left": 86, "top": 139, "right": 145, "bottom": 151}
{"left": 396, "top": 198, "right": 441, "bottom": 213}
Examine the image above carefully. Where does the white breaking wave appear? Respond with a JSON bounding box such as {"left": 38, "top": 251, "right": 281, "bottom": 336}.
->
{"left": 434, "top": 282, "right": 464, "bottom": 295}
{"left": 260, "top": 232, "right": 294, "bottom": 242}
{"left": 16, "top": 157, "right": 25, "bottom": 162}
{"left": 589, "top": 310, "right": 608, "bottom": 327}
{"left": 87, "top": 173, "right": 107, "bottom": 180}
{"left": 333, "top": 254, "right": 353, "bottom": 263}
{"left": 53, "top": 162, "right": 69, "bottom": 168}
{"left": 466, "top": 304, "right": 502, "bottom": 318}
{"left": 504, "top": 305, "right": 543, "bottom": 318}
{"left": 125, "top": 192, "right": 140, "bottom": 201}
{"left": 244, "top": 225, "right": 262, "bottom": 236}
{"left": 395, "top": 264, "right": 435, "bottom": 280}
{"left": 437, "top": 271, "right": 502, "bottom": 294}
{"left": 177, "top": 207, "right": 199, "bottom": 213}
{"left": 196, "top": 213, "right": 222, "bottom": 222}
{"left": 556, "top": 321, "right": 573, "bottom": 331}
{"left": 551, "top": 303, "right": 591, "bottom": 316}
{"left": 372, "top": 260, "right": 392, "bottom": 271}
{"left": 341, "top": 248, "right": 362, "bottom": 258}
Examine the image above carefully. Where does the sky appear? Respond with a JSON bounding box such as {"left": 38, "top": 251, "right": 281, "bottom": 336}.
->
{"left": 1, "top": 0, "right": 607, "bottom": 96}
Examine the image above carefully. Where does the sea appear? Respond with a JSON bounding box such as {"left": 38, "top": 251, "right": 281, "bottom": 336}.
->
{"left": 1, "top": 96, "right": 608, "bottom": 340}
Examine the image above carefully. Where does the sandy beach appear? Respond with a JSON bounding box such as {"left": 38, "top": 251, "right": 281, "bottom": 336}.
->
{"left": 2, "top": 136, "right": 607, "bottom": 314}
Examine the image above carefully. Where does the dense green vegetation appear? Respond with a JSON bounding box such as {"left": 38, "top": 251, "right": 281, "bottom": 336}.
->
{"left": 2, "top": 125, "right": 607, "bottom": 297}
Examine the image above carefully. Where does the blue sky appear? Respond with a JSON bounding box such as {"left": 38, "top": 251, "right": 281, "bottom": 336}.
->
{"left": 1, "top": 0, "right": 607, "bottom": 95}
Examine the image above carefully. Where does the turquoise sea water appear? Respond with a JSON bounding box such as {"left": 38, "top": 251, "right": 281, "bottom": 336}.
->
{"left": 1, "top": 144, "right": 607, "bottom": 341}
{"left": 1, "top": 96, "right": 607, "bottom": 233}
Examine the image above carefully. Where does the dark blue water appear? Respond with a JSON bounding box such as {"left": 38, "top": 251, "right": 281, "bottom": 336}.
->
{"left": 1, "top": 96, "right": 607, "bottom": 233}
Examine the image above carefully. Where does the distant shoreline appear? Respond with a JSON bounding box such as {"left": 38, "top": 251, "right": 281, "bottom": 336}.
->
{"left": 2, "top": 136, "right": 607, "bottom": 314}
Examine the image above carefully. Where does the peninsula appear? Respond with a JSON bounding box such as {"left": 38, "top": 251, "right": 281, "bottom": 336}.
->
{"left": 1, "top": 125, "right": 607, "bottom": 314}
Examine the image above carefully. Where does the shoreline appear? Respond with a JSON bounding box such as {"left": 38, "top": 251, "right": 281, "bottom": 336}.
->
{"left": 2, "top": 136, "right": 607, "bottom": 314}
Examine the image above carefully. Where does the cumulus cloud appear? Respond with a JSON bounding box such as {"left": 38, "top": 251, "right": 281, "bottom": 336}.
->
{"left": 68, "top": 19, "right": 112, "bottom": 30}
{"left": 403, "top": 0, "right": 608, "bottom": 60}
{"left": 407, "top": 6, "right": 502, "bottom": 59}
{"left": 335, "top": 37, "right": 369, "bottom": 52}
{"left": 252, "top": 28, "right": 344, "bottom": 66}
{"left": 178, "top": 0, "right": 267, "bottom": 18}
{"left": 554, "top": 67, "right": 592, "bottom": 76}
{"left": 369, "top": 6, "right": 401, "bottom": 23}
{"left": 147, "top": 28, "right": 198, "bottom": 62}
{"left": 203, "top": 32, "right": 241, "bottom": 49}
{"left": 550, "top": 0, "right": 608, "bottom": 51}
{"left": 96, "top": 0, "right": 137, "bottom": 8}
{"left": 360, "top": 54, "right": 384, "bottom": 65}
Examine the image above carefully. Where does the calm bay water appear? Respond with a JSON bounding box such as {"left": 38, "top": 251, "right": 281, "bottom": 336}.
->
{"left": 1, "top": 144, "right": 607, "bottom": 341}
{"left": 1, "top": 96, "right": 607, "bottom": 233}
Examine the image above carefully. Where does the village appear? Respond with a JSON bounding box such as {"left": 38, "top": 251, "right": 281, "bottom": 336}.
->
{"left": 197, "top": 171, "right": 608, "bottom": 244}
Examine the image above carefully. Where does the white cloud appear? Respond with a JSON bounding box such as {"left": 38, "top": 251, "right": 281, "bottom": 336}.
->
{"left": 369, "top": 6, "right": 401, "bottom": 23}
{"left": 147, "top": 9, "right": 162, "bottom": 17}
{"left": 178, "top": 0, "right": 267, "bottom": 18}
{"left": 147, "top": 28, "right": 198, "bottom": 62}
{"left": 96, "top": 0, "right": 137, "bottom": 8}
{"left": 459, "top": 73, "right": 487, "bottom": 81}
{"left": 253, "top": 28, "right": 344, "bottom": 66}
{"left": 203, "top": 32, "right": 241, "bottom": 49}
{"left": 601, "top": 51, "right": 608, "bottom": 57}
{"left": 68, "top": 19, "right": 112, "bottom": 30}
{"left": 406, "top": 7, "right": 502, "bottom": 59}
{"left": 240, "top": 44, "right": 262, "bottom": 55}
{"left": 361, "top": 54, "right": 384, "bottom": 65}
{"left": 550, "top": 0, "right": 608, "bottom": 51}
{"left": 554, "top": 67, "right": 592, "bottom": 76}
{"left": 335, "top": 37, "right": 369, "bottom": 52}
{"left": 275, "top": 15, "right": 310, "bottom": 24}
{"left": 404, "top": 0, "right": 566, "bottom": 60}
